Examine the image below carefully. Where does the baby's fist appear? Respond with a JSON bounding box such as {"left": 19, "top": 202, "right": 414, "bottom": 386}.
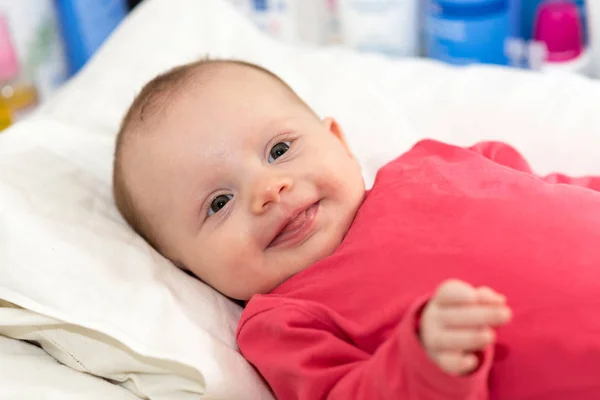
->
{"left": 420, "top": 279, "right": 512, "bottom": 376}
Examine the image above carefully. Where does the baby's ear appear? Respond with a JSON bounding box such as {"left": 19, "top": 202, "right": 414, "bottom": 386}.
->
{"left": 322, "top": 117, "right": 352, "bottom": 156}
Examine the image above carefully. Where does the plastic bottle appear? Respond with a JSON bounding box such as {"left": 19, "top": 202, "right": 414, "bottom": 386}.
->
{"left": 54, "top": 0, "right": 128, "bottom": 75}
{"left": 532, "top": 0, "right": 590, "bottom": 75}
{"left": 588, "top": 0, "right": 600, "bottom": 77}
{"left": 0, "top": 14, "right": 38, "bottom": 130}
{"left": 338, "top": 0, "right": 419, "bottom": 57}
{"left": 521, "top": 0, "right": 587, "bottom": 43}
{"left": 250, "top": 0, "right": 270, "bottom": 33}
{"left": 295, "top": 1, "right": 330, "bottom": 45}
{"left": 325, "top": 0, "right": 343, "bottom": 44}
{"left": 0, "top": 1, "right": 68, "bottom": 102}
{"left": 575, "top": 0, "right": 588, "bottom": 44}
{"left": 519, "top": 0, "right": 546, "bottom": 40}
{"left": 425, "top": 0, "right": 510, "bottom": 66}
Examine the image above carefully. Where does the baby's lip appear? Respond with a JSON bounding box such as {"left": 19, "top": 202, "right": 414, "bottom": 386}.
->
{"left": 267, "top": 200, "right": 320, "bottom": 249}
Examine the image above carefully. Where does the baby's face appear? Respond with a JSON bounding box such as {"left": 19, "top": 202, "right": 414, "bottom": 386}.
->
{"left": 125, "top": 65, "right": 365, "bottom": 300}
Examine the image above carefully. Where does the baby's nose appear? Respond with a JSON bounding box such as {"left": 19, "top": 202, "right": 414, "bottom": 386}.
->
{"left": 251, "top": 175, "right": 293, "bottom": 215}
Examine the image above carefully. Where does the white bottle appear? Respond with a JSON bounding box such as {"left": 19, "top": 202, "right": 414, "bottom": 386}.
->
{"left": 338, "top": 0, "right": 419, "bottom": 57}
{"left": 295, "top": 1, "right": 330, "bottom": 45}
{"left": 588, "top": 0, "right": 600, "bottom": 78}
{"left": 274, "top": 1, "right": 331, "bottom": 45}
{"left": 325, "top": 0, "right": 343, "bottom": 45}
{"left": 267, "top": 0, "right": 299, "bottom": 43}
{"left": 0, "top": 0, "right": 67, "bottom": 100}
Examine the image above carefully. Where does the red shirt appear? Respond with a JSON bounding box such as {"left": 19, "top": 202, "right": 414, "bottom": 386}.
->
{"left": 237, "top": 140, "right": 600, "bottom": 400}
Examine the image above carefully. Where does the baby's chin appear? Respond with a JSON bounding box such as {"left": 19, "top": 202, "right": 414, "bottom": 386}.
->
{"left": 223, "top": 215, "right": 355, "bottom": 300}
{"left": 224, "top": 253, "right": 330, "bottom": 301}
{"left": 273, "top": 227, "right": 347, "bottom": 284}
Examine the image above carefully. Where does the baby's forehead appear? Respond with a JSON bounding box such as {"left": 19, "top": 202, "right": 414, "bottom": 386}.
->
{"left": 133, "top": 63, "right": 282, "bottom": 125}
{"left": 202, "top": 68, "right": 302, "bottom": 113}
{"left": 173, "top": 69, "right": 295, "bottom": 127}
{"left": 125, "top": 62, "right": 312, "bottom": 157}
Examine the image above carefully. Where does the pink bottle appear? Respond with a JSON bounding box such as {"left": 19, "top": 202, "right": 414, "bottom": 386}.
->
{"left": 532, "top": 0, "right": 590, "bottom": 74}
{"left": 0, "top": 14, "right": 38, "bottom": 127}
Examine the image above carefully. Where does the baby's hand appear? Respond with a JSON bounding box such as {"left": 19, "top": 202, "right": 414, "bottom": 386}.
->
{"left": 420, "top": 279, "right": 512, "bottom": 376}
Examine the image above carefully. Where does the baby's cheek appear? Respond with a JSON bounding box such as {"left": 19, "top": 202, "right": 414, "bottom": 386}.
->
{"left": 309, "top": 162, "right": 341, "bottom": 187}
{"left": 321, "top": 172, "right": 357, "bottom": 198}
{"left": 222, "top": 235, "right": 260, "bottom": 271}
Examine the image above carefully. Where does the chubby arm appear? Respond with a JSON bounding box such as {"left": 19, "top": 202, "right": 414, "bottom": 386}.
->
{"left": 237, "top": 299, "right": 492, "bottom": 400}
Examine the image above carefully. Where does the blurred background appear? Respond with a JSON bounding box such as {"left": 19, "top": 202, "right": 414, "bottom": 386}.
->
{"left": 0, "top": 0, "right": 597, "bottom": 131}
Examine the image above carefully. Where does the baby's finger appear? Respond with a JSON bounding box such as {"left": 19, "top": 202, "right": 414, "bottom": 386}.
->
{"left": 434, "top": 351, "right": 479, "bottom": 376}
{"left": 427, "top": 327, "right": 495, "bottom": 352}
{"left": 434, "top": 279, "right": 478, "bottom": 306}
{"left": 439, "top": 305, "right": 512, "bottom": 328}
{"left": 476, "top": 286, "right": 507, "bottom": 305}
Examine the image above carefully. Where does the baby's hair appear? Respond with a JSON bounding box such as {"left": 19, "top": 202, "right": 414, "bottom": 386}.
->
{"left": 113, "top": 58, "right": 314, "bottom": 255}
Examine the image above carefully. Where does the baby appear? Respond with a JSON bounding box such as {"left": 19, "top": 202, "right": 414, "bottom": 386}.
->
{"left": 113, "top": 59, "right": 600, "bottom": 399}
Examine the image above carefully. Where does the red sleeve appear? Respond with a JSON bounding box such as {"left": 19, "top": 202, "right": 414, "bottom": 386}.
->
{"left": 468, "top": 141, "right": 600, "bottom": 192}
{"left": 237, "top": 298, "right": 492, "bottom": 400}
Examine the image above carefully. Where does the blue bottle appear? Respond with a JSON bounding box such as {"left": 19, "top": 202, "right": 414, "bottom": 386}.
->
{"left": 519, "top": 0, "right": 545, "bottom": 41}
{"left": 574, "top": 0, "right": 588, "bottom": 44}
{"left": 508, "top": 0, "right": 521, "bottom": 37}
{"left": 426, "top": 0, "right": 510, "bottom": 66}
{"left": 54, "top": 0, "right": 128, "bottom": 75}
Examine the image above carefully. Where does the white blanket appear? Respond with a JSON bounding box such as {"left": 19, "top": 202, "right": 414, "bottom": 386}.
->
{"left": 1, "top": 0, "right": 599, "bottom": 398}
{"left": 0, "top": 302, "right": 140, "bottom": 400}
{"left": 0, "top": 336, "right": 138, "bottom": 399}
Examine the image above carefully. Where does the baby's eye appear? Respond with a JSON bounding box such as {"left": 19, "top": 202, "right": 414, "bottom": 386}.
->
{"left": 268, "top": 141, "right": 290, "bottom": 163}
{"left": 208, "top": 194, "right": 233, "bottom": 216}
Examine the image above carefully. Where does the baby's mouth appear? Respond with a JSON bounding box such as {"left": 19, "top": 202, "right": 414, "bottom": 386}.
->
{"left": 268, "top": 202, "right": 320, "bottom": 249}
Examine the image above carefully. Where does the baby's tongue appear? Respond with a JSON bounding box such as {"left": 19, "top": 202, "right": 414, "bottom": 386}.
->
{"left": 281, "top": 210, "right": 308, "bottom": 233}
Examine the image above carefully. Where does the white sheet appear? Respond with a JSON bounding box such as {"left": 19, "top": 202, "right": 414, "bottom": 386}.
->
{"left": 0, "top": 301, "right": 205, "bottom": 400}
{"left": 1, "top": 0, "right": 599, "bottom": 399}
{"left": 0, "top": 311, "right": 140, "bottom": 400}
